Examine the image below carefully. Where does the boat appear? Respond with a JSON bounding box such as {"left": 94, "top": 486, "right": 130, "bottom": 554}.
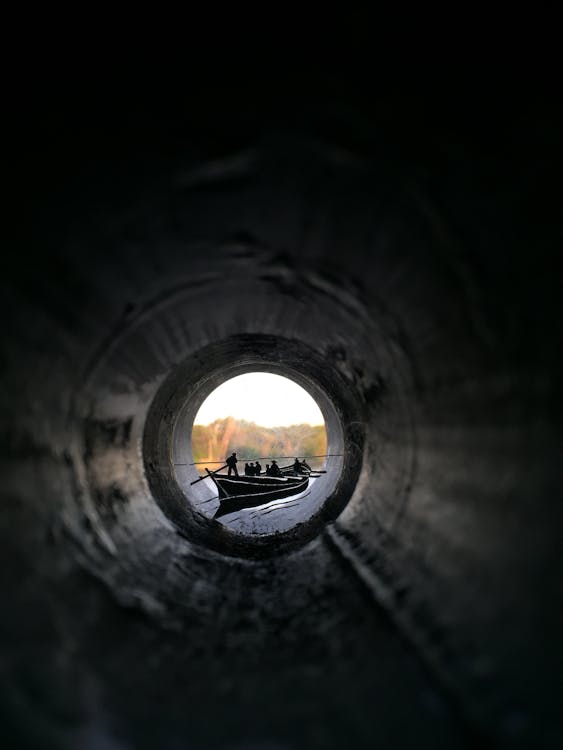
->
{"left": 211, "top": 475, "right": 310, "bottom": 519}
{"left": 213, "top": 477, "right": 309, "bottom": 518}
{"left": 212, "top": 473, "right": 306, "bottom": 496}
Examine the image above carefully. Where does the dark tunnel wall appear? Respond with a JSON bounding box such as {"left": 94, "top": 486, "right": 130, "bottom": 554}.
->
{"left": 2, "top": 77, "right": 562, "bottom": 748}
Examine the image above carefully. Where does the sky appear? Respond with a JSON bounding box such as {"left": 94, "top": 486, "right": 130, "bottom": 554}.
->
{"left": 194, "top": 373, "right": 324, "bottom": 427}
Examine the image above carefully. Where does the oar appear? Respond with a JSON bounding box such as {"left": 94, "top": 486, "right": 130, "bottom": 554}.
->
{"left": 190, "top": 464, "right": 228, "bottom": 485}
{"left": 280, "top": 464, "right": 327, "bottom": 475}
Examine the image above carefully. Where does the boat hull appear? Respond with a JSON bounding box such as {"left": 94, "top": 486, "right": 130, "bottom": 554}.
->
{"left": 213, "top": 477, "right": 309, "bottom": 518}
{"left": 213, "top": 474, "right": 305, "bottom": 497}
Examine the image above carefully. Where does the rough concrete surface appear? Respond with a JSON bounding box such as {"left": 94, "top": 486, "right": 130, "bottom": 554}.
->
{"left": 2, "top": 70, "right": 561, "bottom": 748}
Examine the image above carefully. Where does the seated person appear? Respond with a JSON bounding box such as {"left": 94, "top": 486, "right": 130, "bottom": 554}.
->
{"left": 265, "top": 464, "right": 271, "bottom": 476}
{"left": 269, "top": 460, "right": 282, "bottom": 476}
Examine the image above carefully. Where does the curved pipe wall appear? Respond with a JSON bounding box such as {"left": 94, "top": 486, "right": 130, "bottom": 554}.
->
{"left": 1, "top": 91, "right": 561, "bottom": 749}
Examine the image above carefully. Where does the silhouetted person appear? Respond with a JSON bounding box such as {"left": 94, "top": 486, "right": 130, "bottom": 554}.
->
{"left": 226, "top": 452, "right": 238, "bottom": 477}
{"left": 302, "top": 460, "right": 312, "bottom": 472}
{"left": 248, "top": 463, "right": 255, "bottom": 476}
{"left": 265, "top": 464, "right": 271, "bottom": 475}
{"left": 244, "top": 462, "right": 251, "bottom": 476}
{"left": 293, "top": 458, "right": 304, "bottom": 474}
{"left": 254, "top": 461, "right": 262, "bottom": 475}
{"left": 270, "top": 460, "right": 281, "bottom": 476}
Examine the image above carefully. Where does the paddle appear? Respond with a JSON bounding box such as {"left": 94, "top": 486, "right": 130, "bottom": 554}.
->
{"left": 282, "top": 468, "right": 327, "bottom": 476}
{"left": 190, "top": 464, "right": 228, "bottom": 485}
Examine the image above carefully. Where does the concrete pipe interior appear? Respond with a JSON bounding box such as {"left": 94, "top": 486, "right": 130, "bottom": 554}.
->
{"left": 2, "top": 75, "right": 561, "bottom": 749}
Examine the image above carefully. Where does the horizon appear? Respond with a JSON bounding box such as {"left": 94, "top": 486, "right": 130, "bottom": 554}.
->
{"left": 191, "top": 415, "right": 327, "bottom": 467}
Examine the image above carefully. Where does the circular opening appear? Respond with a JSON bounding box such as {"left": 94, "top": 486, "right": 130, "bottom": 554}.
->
{"left": 143, "top": 335, "right": 364, "bottom": 557}
{"left": 184, "top": 373, "right": 329, "bottom": 533}
{"left": 172, "top": 365, "right": 343, "bottom": 540}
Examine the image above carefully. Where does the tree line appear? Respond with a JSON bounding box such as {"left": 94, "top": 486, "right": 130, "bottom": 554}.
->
{"left": 192, "top": 417, "right": 327, "bottom": 470}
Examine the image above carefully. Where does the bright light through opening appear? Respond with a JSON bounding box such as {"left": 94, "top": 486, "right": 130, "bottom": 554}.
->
{"left": 184, "top": 372, "right": 336, "bottom": 534}
{"left": 194, "top": 373, "right": 324, "bottom": 428}
{"left": 192, "top": 373, "right": 327, "bottom": 472}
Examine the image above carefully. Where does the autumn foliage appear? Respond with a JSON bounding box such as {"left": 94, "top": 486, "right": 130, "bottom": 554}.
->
{"left": 192, "top": 417, "right": 327, "bottom": 470}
